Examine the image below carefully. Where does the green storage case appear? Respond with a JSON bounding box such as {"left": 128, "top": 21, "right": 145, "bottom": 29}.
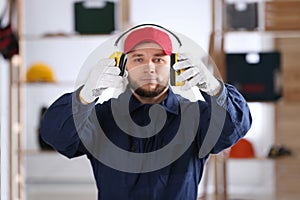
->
{"left": 74, "top": 1, "right": 115, "bottom": 34}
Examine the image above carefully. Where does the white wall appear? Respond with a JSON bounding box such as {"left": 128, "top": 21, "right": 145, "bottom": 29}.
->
{"left": 130, "top": 0, "right": 212, "bottom": 51}
{"left": 1, "top": 0, "right": 13, "bottom": 199}
{"left": 0, "top": 57, "right": 11, "bottom": 200}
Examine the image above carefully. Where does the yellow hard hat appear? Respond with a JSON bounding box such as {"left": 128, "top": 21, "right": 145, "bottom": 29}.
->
{"left": 26, "top": 62, "right": 56, "bottom": 83}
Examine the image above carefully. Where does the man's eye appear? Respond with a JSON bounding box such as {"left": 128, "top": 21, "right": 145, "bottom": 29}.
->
{"left": 134, "top": 58, "right": 143, "bottom": 62}
{"left": 154, "top": 58, "right": 164, "bottom": 63}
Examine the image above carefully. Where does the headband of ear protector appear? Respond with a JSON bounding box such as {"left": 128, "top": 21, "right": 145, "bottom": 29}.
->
{"left": 112, "top": 24, "right": 184, "bottom": 86}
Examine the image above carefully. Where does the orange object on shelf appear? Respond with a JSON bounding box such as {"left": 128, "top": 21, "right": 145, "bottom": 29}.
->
{"left": 229, "top": 138, "right": 255, "bottom": 158}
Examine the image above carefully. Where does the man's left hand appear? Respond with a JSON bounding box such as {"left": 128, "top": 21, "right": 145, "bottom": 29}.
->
{"left": 172, "top": 57, "right": 221, "bottom": 96}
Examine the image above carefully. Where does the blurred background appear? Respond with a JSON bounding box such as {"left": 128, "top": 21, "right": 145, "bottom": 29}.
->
{"left": 0, "top": 0, "right": 299, "bottom": 200}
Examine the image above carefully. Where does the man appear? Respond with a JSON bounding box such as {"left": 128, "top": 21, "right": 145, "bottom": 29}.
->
{"left": 41, "top": 24, "right": 252, "bottom": 200}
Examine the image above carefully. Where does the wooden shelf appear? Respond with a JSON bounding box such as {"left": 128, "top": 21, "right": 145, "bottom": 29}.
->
{"left": 20, "top": 149, "right": 57, "bottom": 155}
{"left": 225, "top": 157, "right": 273, "bottom": 161}
{"left": 20, "top": 33, "right": 117, "bottom": 41}
{"left": 21, "top": 81, "right": 75, "bottom": 87}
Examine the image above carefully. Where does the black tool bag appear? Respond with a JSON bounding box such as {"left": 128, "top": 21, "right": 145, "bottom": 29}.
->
{"left": 226, "top": 52, "right": 282, "bottom": 101}
{"left": 226, "top": 2, "right": 258, "bottom": 30}
{"left": 74, "top": 1, "right": 115, "bottom": 34}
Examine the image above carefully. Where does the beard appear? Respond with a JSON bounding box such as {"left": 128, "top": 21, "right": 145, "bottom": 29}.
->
{"left": 134, "top": 84, "right": 167, "bottom": 97}
{"left": 128, "top": 79, "right": 168, "bottom": 98}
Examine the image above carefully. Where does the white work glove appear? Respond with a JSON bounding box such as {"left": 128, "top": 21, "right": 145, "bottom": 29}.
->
{"left": 79, "top": 58, "right": 124, "bottom": 103}
{"left": 172, "top": 56, "right": 221, "bottom": 96}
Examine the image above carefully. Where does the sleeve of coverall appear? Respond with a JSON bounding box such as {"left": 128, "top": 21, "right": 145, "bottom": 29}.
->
{"left": 40, "top": 88, "right": 95, "bottom": 158}
{"left": 197, "top": 83, "right": 252, "bottom": 155}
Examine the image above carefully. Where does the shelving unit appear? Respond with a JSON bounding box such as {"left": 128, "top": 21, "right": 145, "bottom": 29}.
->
{"left": 209, "top": 0, "right": 300, "bottom": 199}
{"left": 12, "top": 0, "right": 128, "bottom": 199}
{"left": 19, "top": 34, "right": 106, "bottom": 200}
{"left": 247, "top": 1, "right": 300, "bottom": 199}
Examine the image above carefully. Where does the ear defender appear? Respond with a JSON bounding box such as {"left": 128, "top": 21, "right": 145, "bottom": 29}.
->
{"left": 111, "top": 52, "right": 185, "bottom": 86}
{"left": 110, "top": 52, "right": 127, "bottom": 77}
{"left": 170, "top": 53, "right": 185, "bottom": 86}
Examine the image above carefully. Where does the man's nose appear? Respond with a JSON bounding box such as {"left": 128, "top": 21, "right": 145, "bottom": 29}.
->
{"left": 144, "top": 61, "right": 155, "bottom": 73}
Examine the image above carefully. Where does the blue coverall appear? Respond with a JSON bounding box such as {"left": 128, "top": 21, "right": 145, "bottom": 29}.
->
{"left": 41, "top": 83, "right": 252, "bottom": 200}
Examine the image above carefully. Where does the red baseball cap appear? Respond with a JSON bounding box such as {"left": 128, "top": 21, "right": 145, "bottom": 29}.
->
{"left": 124, "top": 27, "right": 173, "bottom": 55}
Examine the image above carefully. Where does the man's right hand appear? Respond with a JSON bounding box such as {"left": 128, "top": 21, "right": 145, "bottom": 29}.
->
{"left": 79, "top": 58, "right": 124, "bottom": 104}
